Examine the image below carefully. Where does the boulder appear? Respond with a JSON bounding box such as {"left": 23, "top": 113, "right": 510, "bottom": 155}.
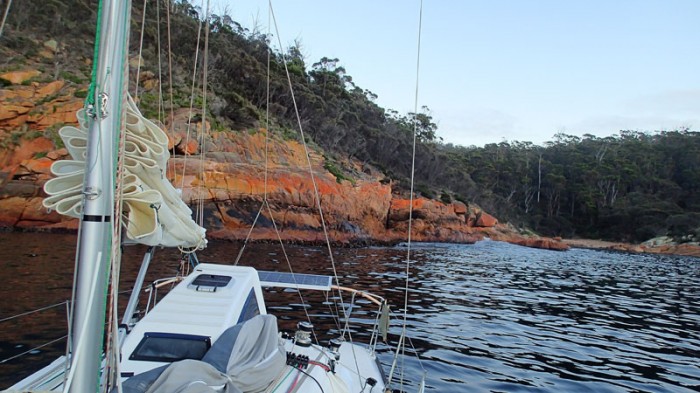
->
{"left": 510, "top": 236, "right": 570, "bottom": 251}
{"left": 475, "top": 211, "right": 498, "bottom": 227}
{"left": 452, "top": 201, "right": 467, "bottom": 215}
{"left": 0, "top": 70, "right": 41, "bottom": 85}
{"left": 37, "top": 80, "right": 65, "bottom": 97}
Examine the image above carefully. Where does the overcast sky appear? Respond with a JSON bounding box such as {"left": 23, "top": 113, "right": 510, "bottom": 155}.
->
{"left": 214, "top": 0, "right": 700, "bottom": 147}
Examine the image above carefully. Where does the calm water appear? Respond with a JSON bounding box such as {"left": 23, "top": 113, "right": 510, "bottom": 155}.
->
{"left": 0, "top": 232, "right": 699, "bottom": 392}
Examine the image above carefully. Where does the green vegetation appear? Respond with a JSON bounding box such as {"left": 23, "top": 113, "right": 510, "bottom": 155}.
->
{"left": 440, "top": 192, "right": 452, "bottom": 205}
{"left": 324, "top": 160, "right": 351, "bottom": 184}
{"left": 59, "top": 71, "right": 83, "bottom": 84}
{"left": 26, "top": 130, "right": 44, "bottom": 140}
{"left": 447, "top": 131, "right": 700, "bottom": 242}
{"left": 36, "top": 93, "right": 60, "bottom": 106}
{"left": 44, "top": 123, "right": 66, "bottom": 149}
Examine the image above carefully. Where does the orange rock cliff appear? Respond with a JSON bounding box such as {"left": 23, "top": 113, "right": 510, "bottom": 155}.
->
{"left": 0, "top": 71, "right": 568, "bottom": 251}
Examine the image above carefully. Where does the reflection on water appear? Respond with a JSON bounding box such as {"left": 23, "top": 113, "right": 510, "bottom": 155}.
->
{"left": 0, "top": 233, "right": 698, "bottom": 392}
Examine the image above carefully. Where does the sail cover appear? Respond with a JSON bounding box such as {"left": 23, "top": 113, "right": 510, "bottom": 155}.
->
{"left": 42, "top": 94, "right": 206, "bottom": 248}
{"left": 120, "top": 315, "right": 286, "bottom": 393}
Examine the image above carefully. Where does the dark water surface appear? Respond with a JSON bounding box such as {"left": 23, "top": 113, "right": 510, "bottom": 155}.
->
{"left": 0, "top": 232, "right": 699, "bottom": 392}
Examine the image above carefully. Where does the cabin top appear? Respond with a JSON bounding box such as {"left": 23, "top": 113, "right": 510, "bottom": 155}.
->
{"left": 119, "top": 263, "right": 266, "bottom": 376}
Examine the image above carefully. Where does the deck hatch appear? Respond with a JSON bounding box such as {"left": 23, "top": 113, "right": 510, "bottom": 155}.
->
{"left": 189, "top": 274, "right": 232, "bottom": 291}
{"left": 129, "top": 332, "right": 211, "bottom": 362}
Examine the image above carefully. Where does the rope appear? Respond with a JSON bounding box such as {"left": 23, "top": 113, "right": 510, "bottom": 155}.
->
{"left": 268, "top": 0, "right": 348, "bottom": 330}
{"left": 0, "top": 0, "right": 13, "bottom": 39}
{"left": 155, "top": 0, "right": 164, "bottom": 127}
{"left": 233, "top": 203, "right": 265, "bottom": 266}
{"left": 103, "top": 6, "right": 132, "bottom": 388}
{"left": 133, "top": 0, "right": 147, "bottom": 100}
{"left": 389, "top": 0, "right": 425, "bottom": 390}
{"left": 197, "top": 0, "right": 212, "bottom": 229}
{"left": 178, "top": 0, "right": 205, "bottom": 191}
{"left": 165, "top": 0, "right": 175, "bottom": 181}
{"left": 264, "top": 4, "right": 272, "bottom": 199}
{"left": 264, "top": 199, "right": 318, "bottom": 344}
{"left": 269, "top": 1, "right": 360, "bottom": 383}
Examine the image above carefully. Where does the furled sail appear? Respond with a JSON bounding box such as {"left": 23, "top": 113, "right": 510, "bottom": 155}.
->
{"left": 43, "top": 94, "right": 206, "bottom": 248}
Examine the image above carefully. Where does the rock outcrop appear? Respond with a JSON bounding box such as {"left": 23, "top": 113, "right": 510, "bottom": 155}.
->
{"left": 564, "top": 238, "right": 700, "bottom": 257}
{"left": 0, "top": 75, "right": 570, "bottom": 251}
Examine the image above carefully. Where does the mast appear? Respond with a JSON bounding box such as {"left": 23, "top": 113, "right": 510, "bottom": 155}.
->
{"left": 66, "top": 0, "right": 131, "bottom": 391}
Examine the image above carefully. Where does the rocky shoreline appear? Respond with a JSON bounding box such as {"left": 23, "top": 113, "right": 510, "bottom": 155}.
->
{"left": 563, "top": 238, "right": 700, "bottom": 258}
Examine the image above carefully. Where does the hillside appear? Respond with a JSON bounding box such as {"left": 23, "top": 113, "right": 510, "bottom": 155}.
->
{"left": 0, "top": 0, "right": 574, "bottom": 251}
{"left": 0, "top": 0, "right": 698, "bottom": 251}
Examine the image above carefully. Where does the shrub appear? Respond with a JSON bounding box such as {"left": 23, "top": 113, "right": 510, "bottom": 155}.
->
{"left": 324, "top": 161, "right": 349, "bottom": 184}
{"left": 440, "top": 191, "right": 452, "bottom": 204}
{"left": 59, "top": 71, "right": 83, "bottom": 84}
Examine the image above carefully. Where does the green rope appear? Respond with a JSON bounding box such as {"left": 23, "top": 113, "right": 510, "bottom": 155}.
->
{"left": 86, "top": 0, "right": 104, "bottom": 109}
{"left": 270, "top": 367, "right": 295, "bottom": 392}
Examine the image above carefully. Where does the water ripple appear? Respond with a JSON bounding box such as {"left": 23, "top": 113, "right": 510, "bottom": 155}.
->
{"left": 1, "top": 234, "right": 699, "bottom": 392}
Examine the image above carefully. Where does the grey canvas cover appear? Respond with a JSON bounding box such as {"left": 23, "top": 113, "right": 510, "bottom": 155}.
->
{"left": 121, "top": 314, "right": 286, "bottom": 393}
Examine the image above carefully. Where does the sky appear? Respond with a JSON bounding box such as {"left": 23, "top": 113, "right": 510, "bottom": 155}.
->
{"left": 213, "top": 0, "right": 700, "bottom": 147}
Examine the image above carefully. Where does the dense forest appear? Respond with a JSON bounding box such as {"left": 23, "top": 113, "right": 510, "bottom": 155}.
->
{"left": 2, "top": 0, "right": 699, "bottom": 243}
{"left": 451, "top": 132, "right": 700, "bottom": 242}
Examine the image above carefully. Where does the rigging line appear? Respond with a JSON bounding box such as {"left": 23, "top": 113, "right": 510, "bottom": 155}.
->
{"left": 268, "top": 0, "right": 349, "bottom": 331}
{"left": 165, "top": 0, "right": 175, "bottom": 181}
{"left": 0, "top": 0, "right": 12, "bottom": 39}
{"left": 235, "top": 2, "right": 276, "bottom": 255}
{"left": 0, "top": 335, "right": 68, "bottom": 364}
{"left": 105, "top": 74, "right": 130, "bottom": 393}
{"left": 324, "top": 291, "right": 342, "bottom": 332}
{"left": 198, "top": 0, "right": 212, "bottom": 228}
{"left": 179, "top": 0, "right": 205, "bottom": 191}
{"left": 235, "top": 3, "right": 278, "bottom": 270}
{"left": 234, "top": 2, "right": 275, "bottom": 267}
{"left": 155, "top": 0, "right": 164, "bottom": 128}
{"left": 62, "top": 250, "right": 105, "bottom": 393}
{"left": 269, "top": 2, "right": 360, "bottom": 382}
{"left": 102, "top": 18, "right": 131, "bottom": 388}
{"left": 263, "top": 199, "right": 319, "bottom": 345}
{"left": 133, "top": 0, "right": 147, "bottom": 100}
{"left": 389, "top": 0, "right": 424, "bottom": 389}
{"left": 234, "top": 5, "right": 272, "bottom": 263}
{"left": 0, "top": 301, "right": 70, "bottom": 323}
{"left": 233, "top": 203, "right": 265, "bottom": 266}
{"left": 264, "top": 3, "right": 271, "bottom": 199}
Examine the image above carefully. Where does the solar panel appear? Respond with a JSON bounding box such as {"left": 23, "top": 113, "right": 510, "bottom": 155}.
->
{"left": 258, "top": 271, "right": 333, "bottom": 291}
